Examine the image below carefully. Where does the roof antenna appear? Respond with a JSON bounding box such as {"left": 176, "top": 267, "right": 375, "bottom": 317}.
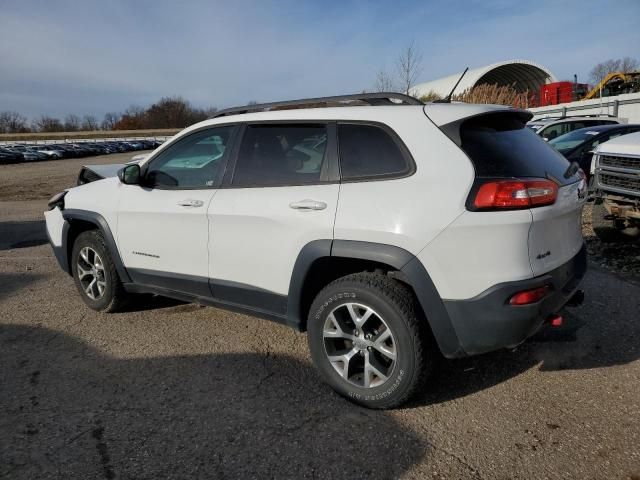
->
{"left": 434, "top": 67, "right": 469, "bottom": 103}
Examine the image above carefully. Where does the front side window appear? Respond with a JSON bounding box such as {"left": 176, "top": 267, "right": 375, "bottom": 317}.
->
{"left": 232, "top": 124, "right": 328, "bottom": 186}
{"left": 338, "top": 124, "right": 410, "bottom": 180}
{"left": 145, "top": 126, "right": 236, "bottom": 188}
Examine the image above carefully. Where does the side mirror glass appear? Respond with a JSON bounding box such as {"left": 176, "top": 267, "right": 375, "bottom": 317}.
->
{"left": 118, "top": 164, "right": 141, "bottom": 185}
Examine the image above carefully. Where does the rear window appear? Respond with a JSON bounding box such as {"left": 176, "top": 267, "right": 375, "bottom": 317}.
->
{"left": 460, "top": 113, "right": 577, "bottom": 185}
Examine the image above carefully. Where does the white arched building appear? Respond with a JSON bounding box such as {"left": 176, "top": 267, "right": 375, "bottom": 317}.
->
{"left": 411, "top": 60, "right": 556, "bottom": 98}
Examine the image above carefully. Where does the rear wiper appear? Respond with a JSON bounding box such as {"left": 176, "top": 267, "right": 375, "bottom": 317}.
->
{"left": 564, "top": 161, "right": 580, "bottom": 179}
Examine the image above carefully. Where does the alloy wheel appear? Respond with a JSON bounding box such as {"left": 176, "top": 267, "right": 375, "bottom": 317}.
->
{"left": 76, "top": 247, "right": 107, "bottom": 300}
{"left": 323, "top": 302, "right": 397, "bottom": 388}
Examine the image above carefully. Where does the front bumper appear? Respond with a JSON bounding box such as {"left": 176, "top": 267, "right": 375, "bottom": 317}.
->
{"left": 44, "top": 207, "right": 70, "bottom": 274}
{"left": 443, "top": 244, "right": 587, "bottom": 356}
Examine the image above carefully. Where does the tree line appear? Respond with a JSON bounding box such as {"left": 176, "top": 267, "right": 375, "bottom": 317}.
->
{"left": 0, "top": 97, "right": 217, "bottom": 134}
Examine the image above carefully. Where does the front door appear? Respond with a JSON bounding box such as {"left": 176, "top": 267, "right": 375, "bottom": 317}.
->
{"left": 117, "top": 125, "right": 238, "bottom": 295}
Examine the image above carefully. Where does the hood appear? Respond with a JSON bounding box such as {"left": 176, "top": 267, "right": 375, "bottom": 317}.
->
{"left": 594, "top": 131, "right": 640, "bottom": 157}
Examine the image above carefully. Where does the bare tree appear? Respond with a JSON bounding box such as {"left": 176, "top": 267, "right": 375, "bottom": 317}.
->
{"left": 32, "top": 116, "right": 64, "bottom": 132}
{"left": 81, "top": 115, "right": 99, "bottom": 131}
{"left": 64, "top": 114, "right": 81, "bottom": 131}
{"left": 589, "top": 57, "right": 639, "bottom": 84}
{"left": 396, "top": 41, "right": 424, "bottom": 95}
{"left": 374, "top": 69, "right": 395, "bottom": 92}
{"left": 620, "top": 56, "right": 640, "bottom": 73}
{"left": 590, "top": 59, "right": 620, "bottom": 84}
{"left": 0, "top": 111, "right": 29, "bottom": 133}
{"left": 101, "top": 112, "right": 121, "bottom": 130}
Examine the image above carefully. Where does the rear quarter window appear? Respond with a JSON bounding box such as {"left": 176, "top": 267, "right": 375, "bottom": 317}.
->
{"left": 337, "top": 123, "right": 413, "bottom": 181}
{"left": 460, "top": 113, "right": 578, "bottom": 185}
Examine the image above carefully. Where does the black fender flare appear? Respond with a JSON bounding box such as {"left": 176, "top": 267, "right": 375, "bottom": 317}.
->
{"left": 287, "top": 239, "right": 464, "bottom": 358}
{"left": 62, "top": 209, "right": 131, "bottom": 283}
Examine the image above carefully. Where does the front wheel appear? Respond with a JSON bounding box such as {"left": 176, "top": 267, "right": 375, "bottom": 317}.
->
{"left": 71, "top": 230, "right": 130, "bottom": 312}
{"left": 307, "top": 272, "right": 433, "bottom": 409}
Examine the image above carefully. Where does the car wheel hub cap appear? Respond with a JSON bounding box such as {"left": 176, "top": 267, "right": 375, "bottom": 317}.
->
{"left": 77, "top": 247, "right": 107, "bottom": 300}
{"left": 322, "top": 302, "right": 397, "bottom": 389}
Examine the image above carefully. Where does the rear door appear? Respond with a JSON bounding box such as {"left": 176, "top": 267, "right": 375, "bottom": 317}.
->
{"left": 207, "top": 123, "right": 339, "bottom": 314}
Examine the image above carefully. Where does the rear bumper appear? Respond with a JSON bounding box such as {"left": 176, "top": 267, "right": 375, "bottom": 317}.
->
{"left": 443, "top": 243, "right": 587, "bottom": 356}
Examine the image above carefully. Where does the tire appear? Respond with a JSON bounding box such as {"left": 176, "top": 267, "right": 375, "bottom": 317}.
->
{"left": 307, "top": 272, "right": 433, "bottom": 409}
{"left": 71, "top": 230, "right": 130, "bottom": 312}
{"left": 592, "top": 203, "right": 639, "bottom": 242}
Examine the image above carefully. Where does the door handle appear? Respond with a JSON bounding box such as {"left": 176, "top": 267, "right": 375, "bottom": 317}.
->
{"left": 177, "top": 199, "right": 204, "bottom": 208}
{"left": 289, "top": 199, "right": 327, "bottom": 211}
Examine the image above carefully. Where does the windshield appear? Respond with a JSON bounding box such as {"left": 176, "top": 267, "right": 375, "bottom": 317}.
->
{"left": 548, "top": 129, "right": 600, "bottom": 153}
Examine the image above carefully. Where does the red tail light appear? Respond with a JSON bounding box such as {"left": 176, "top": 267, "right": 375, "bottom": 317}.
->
{"left": 473, "top": 179, "right": 558, "bottom": 210}
{"left": 509, "top": 285, "right": 550, "bottom": 306}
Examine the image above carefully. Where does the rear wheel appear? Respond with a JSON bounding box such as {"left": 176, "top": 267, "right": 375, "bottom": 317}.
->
{"left": 71, "top": 230, "right": 130, "bottom": 312}
{"left": 307, "top": 272, "right": 433, "bottom": 409}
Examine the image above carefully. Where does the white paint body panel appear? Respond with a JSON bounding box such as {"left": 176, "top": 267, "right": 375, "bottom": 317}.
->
{"left": 44, "top": 207, "right": 65, "bottom": 247}
{"left": 528, "top": 181, "right": 586, "bottom": 276}
{"left": 208, "top": 184, "right": 339, "bottom": 295}
{"left": 117, "top": 185, "right": 216, "bottom": 278}
{"left": 417, "top": 209, "right": 534, "bottom": 299}
{"left": 64, "top": 177, "right": 121, "bottom": 234}
{"left": 334, "top": 109, "right": 473, "bottom": 254}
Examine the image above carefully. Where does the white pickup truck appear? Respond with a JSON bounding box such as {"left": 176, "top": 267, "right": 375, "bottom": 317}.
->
{"left": 591, "top": 131, "right": 640, "bottom": 240}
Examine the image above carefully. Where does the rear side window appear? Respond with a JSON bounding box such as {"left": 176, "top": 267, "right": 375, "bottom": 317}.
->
{"left": 232, "top": 124, "right": 328, "bottom": 187}
{"left": 460, "top": 113, "right": 577, "bottom": 185}
{"left": 338, "top": 124, "right": 412, "bottom": 180}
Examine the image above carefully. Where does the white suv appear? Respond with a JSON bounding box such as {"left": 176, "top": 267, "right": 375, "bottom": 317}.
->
{"left": 45, "top": 93, "right": 588, "bottom": 408}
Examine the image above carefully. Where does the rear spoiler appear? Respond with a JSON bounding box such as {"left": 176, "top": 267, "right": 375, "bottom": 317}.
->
{"left": 432, "top": 108, "right": 533, "bottom": 146}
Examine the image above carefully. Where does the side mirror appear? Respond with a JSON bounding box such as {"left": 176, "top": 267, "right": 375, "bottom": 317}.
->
{"left": 118, "top": 164, "right": 141, "bottom": 185}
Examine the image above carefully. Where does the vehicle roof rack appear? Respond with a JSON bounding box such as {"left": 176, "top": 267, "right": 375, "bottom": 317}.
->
{"left": 211, "top": 92, "right": 423, "bottom": 118}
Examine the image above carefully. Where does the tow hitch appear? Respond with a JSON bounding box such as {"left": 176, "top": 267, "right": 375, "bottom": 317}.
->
{"left": 566, "top": 289, "right": 585, "bottom": 307}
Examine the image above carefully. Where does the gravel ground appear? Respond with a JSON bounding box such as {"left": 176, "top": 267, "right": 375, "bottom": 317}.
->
{"left": 1, "top": 154, "right": 639, "bottom": 479}
{"left": 582, "top": 203, "right": 640, "bottom": 281}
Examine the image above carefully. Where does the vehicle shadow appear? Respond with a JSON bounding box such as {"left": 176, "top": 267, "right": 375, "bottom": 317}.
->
{"left": 0, "top": 272, "right": 42, "bottom": 301}
{"left": 0, "top": 324, "right": 429, "bottom": 480}
{"left": 0, "top": 220, "right": 48, "bottom": 250}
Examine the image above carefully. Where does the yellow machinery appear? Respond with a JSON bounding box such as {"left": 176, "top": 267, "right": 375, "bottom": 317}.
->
{"left": 583, "top": 71, "right": 640, "bottom": 100}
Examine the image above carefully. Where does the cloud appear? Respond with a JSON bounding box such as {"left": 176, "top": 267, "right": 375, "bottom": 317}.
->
{"left": 1, "top": 0, "right": 638, "bottom": 119}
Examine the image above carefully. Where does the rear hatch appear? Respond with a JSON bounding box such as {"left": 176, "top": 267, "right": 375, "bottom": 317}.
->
{"left": 446, "top": 110, "right": 586, "bottom": 276}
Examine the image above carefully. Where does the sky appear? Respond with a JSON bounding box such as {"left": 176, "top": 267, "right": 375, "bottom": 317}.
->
{"left": 1, "top": 0, "right": 639, "bottom": 120}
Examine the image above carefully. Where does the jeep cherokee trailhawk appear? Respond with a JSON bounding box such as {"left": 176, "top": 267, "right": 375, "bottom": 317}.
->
{"left": 45, "top": 93, "right": 588, "bottom": 408}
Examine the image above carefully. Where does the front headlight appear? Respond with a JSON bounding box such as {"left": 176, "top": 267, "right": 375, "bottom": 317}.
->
{"left": 590, "top": 154, "right": 598, "bottom": 175}
{"left": 47, "top": 191, "right": 68, "bottom": 211}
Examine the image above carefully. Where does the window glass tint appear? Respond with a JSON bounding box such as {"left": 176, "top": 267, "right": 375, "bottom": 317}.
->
{"left": 540, "top": 123, "right": 564, "bottom": 140}
{"left": 232, "top": 124, "right": 327, "bottom": 186}
{"left": 145, "top": 126, "right": 235, "bottom": 188}
{"left": 338, "top": 124, "right": 409, "bottom": 180}
{"left": 460, "top": 113, "right": 577, "bottom": 185}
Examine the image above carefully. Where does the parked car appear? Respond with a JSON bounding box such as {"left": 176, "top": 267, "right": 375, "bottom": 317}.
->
{"left": 45, "top": 93, "right": 588, "bottom": 409}
{"left": 589, "top": 131, "right": 640, "bottom": 241}
{"left": 0, "top": 147, "right": 24, "bottom": 164}
{"left": 28, "top": 145, "right": 63, "bottom": 160}
{"left": 527, "top": 116, "right": 622, "bottom": 141}
{"left": 5, "top": 145, "right": 45, "bottom": 161}
{"left": 548, "top": 124, "right": 640, "bottom": 178}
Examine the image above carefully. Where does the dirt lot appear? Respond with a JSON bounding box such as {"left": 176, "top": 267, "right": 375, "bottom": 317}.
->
{"left": 1, "top": 153, "right": 639, "bottom": 479}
